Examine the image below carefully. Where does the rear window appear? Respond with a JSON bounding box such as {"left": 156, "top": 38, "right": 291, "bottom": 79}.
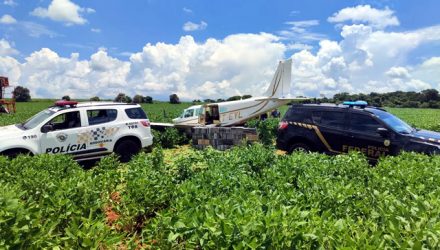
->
{"left": 125, "top": 107, "right": 148, "bottom": 119}
{"left": 87, "top": 109, "right": 117, "bottom": 125}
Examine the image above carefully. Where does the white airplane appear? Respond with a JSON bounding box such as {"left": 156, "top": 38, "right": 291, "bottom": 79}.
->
{"left": 172, "top": 59, "right": 306, "bottom": 127}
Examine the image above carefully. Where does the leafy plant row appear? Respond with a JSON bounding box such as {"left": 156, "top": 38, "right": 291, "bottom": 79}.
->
{"left": 2, "top": 144, "right": 440, "bottom": 249}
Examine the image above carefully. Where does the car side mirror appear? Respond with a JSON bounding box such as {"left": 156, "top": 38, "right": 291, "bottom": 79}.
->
{"left": 377, "top": 127, "right": 390, "bottom": 137}
{"left": 41, "top": 124, "right": 54, "bottom": 133}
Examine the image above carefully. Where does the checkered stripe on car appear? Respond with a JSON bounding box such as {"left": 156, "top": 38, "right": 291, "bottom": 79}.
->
{"left": 77, "top": 127, "right": 120, "bottom": 144}
{"left": 104, "top": 127, "right": 119, "bottom": 137}
{"left": 77, "top": 131, "right": 93, "bottom": 144}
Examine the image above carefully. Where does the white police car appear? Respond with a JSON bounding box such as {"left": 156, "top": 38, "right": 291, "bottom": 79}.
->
{"left": 0, "top": 101, "right": 153, "bottom": 162}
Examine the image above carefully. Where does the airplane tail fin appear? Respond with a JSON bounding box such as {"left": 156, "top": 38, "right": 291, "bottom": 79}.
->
{"left": 264, "top": 59, "right": 292, "bottom": 98}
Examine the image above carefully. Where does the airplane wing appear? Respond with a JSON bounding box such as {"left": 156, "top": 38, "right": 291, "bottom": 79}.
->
{"left": 254, "top": 96, "right": 310, "bottom": 101}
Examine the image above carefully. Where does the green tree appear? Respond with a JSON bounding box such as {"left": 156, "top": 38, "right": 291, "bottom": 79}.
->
{"left": 333, "top": 92, "right": 351, "bottom": 102}
{"left": 143, "top": 96, "right": 153, "bottom": 103}
{"left": 227, "top": 96, "right": 241, "bottom": 101}
{"left": 12, "top": 86, "right": 31, "bottom": 102}
{"left": 133, "top": 95, "right": 144, "bottom": 103}
{"left": 421, "top": 89, "right": 439, "bottom": 102}
{"left": 169, "top": 94, "right": 180, "bottom": 104}
{"left": 242, "top": 95, "right": 252, "bottom": 99}
{"left": 114, "top": 93, "right": 131, "bottom": 103}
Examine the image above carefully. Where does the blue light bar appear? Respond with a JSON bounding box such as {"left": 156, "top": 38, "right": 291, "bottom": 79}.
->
{"left": 343, "top": 100, "right": 368, "bottom": 107}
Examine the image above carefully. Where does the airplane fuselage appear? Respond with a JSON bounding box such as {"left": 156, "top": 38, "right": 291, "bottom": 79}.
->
{"left": 173, "top": 97, "right": 290, "bottom": 127}
{"left": 172, "top": 59, "right": 298, "bottom": 127}
{"left": 214, "top": 97, "right": 289, "bottom": 126}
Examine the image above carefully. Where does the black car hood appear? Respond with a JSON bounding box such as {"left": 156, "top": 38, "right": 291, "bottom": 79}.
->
{"left": 411, "top": 129, "right": 440, "bottom": 144}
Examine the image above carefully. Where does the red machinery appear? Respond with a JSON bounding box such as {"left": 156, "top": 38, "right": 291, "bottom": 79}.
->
{"left": 0, "top": 76, "right": 16, "bottom": 113}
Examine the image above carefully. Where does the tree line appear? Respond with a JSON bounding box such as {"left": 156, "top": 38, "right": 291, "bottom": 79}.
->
{"left": 9, "top": 85, "right": 440, "bottom": 108}
{"left": 316, "top": 89, "right": 440, "bottom": 108}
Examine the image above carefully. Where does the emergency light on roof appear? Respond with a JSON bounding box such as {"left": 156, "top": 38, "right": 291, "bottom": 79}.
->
{"left": 54, "top": 100, "right": 78, "bottom": 107}
{"left": 343, "top": 100, "right": 368, "bottom": 108}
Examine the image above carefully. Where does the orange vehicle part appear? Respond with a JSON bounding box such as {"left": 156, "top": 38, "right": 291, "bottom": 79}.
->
{"left": 0, "top": 76, "right": 16, "bottom": 113}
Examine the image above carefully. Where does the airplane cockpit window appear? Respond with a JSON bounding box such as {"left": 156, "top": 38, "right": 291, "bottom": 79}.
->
{"left": 183, "top": 109, "right": 194, "bottom": 118}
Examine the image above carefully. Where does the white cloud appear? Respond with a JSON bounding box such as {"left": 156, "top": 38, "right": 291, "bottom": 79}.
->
{"left": 183, "top": 21, "right": 207, "bottom": 32}
{"left": 128, "top": 33, "right": 284, "bottom": 99}
{"left": 0, "top": 39, "right": 18, "bottom": 56}
{"left": 286, "top": 43, "right": 313, "bottom": 51}
{"left": 290, "top": 22, "right": 440, "bottom": 97}
{"left": 91, "top": 28, "right": 101, "bottom": 33}
{"left": 0, "top": 14, "right": 16, "bottom": 24}
{"left": 279, "top": 19, "right": 326, "bottom": 42}
{"left": 85, "top": 8, "right": 95, "bottom": 14}
{"left": 386, "top": 67, "right": 410, "bottom": 79}
{"left": 0, "top": 33, "right": 285, "bottom": 99}
{"left": 411, "top": 57, "right": 440, "bottom": 87}
{"left": 7, "top": 48, "right": 130, "bottom": 98}
{"left": 328, "top": 5, "right": 399, "bottom": 29}
{"left": 3, "top": 0, "right": 16, "bottom": 6}
{"left": 285, "top": 20, "right": 319, "bottom": 27}
{"left": 20, "top": 21, "right": 58, "bottom": 38}
{"left": 0, "top": 56, "right": 21, "bottom": 84}
{"left": 30, "top": 0, "right": 94, "bottom": 25}
{"left": 183, "top": 7, "right": 193, "bottom": 14}
{"left": 118, "top": 51, "right": 133, "bottom": 57}
{"left": 0, "top": 14, "right": 57, "bottom": 38}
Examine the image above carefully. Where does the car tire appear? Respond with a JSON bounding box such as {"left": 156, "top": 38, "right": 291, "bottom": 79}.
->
{"left": 115, "top": 139, "right": 141, "bottom": 163}
{"left": 289, "top": 143, "right": 311, "bottom": 153}
{"left": 1, "top": 149, "right": 31, "bottom": 159}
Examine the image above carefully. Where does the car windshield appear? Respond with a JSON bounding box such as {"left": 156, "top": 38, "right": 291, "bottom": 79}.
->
{"left": 367, "top": 108, "right": 414, "bottom": 134}
{"left": 22, "top": 109, "right": 56, "bottom": 130}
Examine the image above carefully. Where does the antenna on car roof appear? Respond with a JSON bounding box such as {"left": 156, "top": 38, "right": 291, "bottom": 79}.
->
{"left": 343, "top": 100, "right": 368, "bottom": 108}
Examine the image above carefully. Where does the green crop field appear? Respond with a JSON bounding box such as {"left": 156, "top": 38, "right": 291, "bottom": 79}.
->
{"left": 2, "top": 101, "right": 440, "bottom": 130}
{"left": 0, "top": 100, "right": 194, "bottom": 126}
{"left": 1, "top": 101, "right": 440, "bottom": 248}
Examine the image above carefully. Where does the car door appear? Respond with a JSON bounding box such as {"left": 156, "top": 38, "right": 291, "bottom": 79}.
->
{"left": 311, "top": 110, "right": 349, "bottom": 154}
{"left": 346, "top": 112, "right": 394, "bottom": 159}
{"left": 40, "top": 110, "right": 87, "bottom": 155}
{"left": 84, "top": 108, "right": 119, "bottom": 153}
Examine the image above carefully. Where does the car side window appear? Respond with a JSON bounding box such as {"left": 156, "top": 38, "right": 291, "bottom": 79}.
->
{"left": 87, "top": 109, "right": 117, "bottom": 125}
{"left": 349, "top": 113, "right": 382, "bottom": 134}
{"left": 313, "top": 111, "right": 345, "bottom": 130}
{"left": 285, "top": 108, "right": 312, "bottom": 123}
{"left": 125, "top": 107, "right": 147, "bottom": 119}
{"left": 45, "top": 111, "right": 81, "bottom": 131}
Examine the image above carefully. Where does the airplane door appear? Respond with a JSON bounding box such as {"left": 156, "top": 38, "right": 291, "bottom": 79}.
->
{"left": 199, "top": 106, "right": 206, "bottom": 125}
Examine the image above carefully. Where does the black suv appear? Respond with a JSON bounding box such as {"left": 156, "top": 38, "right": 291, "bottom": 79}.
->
{"left": 276, "top": 102, "right": 440, "bottom": 160}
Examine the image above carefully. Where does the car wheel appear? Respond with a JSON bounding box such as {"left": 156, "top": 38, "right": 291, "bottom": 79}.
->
{"left": 289, "top": 143, "right": 311, "bottom": 153}
{"left": 115, "top": 139, "right": 141, "bottom": 163}
{"left": 1, "top": 149, "right": 31, "bottom": 159}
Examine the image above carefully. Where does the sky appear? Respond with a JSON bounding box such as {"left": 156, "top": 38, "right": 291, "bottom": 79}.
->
{"left": 0, "top": 0, "right": 439, "bottom": 100}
